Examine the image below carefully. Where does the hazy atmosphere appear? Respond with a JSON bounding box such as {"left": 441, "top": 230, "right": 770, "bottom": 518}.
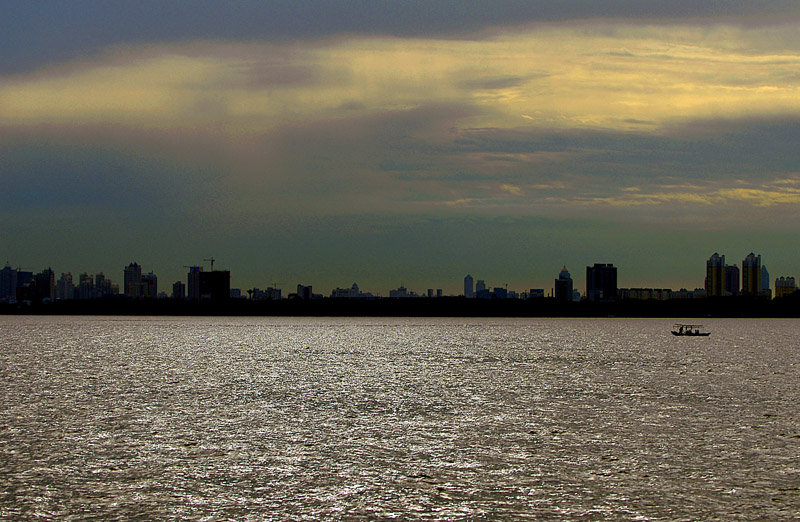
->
{"left": 3, "top": 1, "right": 800, "bottom": 294}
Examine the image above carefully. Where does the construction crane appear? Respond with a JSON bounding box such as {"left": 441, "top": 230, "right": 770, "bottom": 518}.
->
{"left": 204, "top": 258, "right": 216, "bottom": 271}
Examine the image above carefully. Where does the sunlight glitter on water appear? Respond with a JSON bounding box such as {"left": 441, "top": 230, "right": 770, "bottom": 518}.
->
{"left": 1, "top": 316, "right": 799, "bottom": 521}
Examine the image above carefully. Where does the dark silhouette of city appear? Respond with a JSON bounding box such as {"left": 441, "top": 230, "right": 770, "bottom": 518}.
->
{"left": 1, "top": 252, "right": 799, "bottom": 317}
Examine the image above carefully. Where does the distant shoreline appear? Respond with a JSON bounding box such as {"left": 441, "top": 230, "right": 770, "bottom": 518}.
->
{"left": 3, "top": 295, "right": 800, "bottom": 318}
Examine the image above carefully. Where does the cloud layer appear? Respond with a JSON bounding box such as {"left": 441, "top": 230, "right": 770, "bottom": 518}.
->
{"left": 3, "top": 15, "right": 800, "bottom": 291}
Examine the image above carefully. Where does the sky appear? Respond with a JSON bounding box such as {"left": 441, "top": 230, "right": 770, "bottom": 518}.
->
{"left": 3, "top": 1, "right": 800, "bottom": 295}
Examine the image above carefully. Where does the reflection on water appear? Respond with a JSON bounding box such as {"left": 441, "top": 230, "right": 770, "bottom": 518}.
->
{"left": 1, "top": 316, "right": 799, "bottom": 520}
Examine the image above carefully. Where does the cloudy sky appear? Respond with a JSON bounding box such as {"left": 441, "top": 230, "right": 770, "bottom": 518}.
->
{"left": 3, "top": 1, "right": 800, "bottom": 295}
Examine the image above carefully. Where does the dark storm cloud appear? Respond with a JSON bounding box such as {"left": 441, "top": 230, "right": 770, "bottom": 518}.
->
{"left": 3, "top": 1, "right": 799, "bottom": 73}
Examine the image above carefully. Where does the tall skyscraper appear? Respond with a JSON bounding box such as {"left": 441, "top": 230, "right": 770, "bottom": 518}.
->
{"left": 187, "top": 266, "right": 202, "bottom": 300}
{"left": 78, "top": 272, "right": 94, "bottom": 300}
{"left": 56, "top": 272, "right": 74, "bottom": 300}
{"left": 34, "top": 268, "right": 55, "bottom": 301}
{"left": 554, "top": 266, "right": 573, "bottom": 302}
{"left": 741, "top": 253, "right": 761, "bottom": 296}
{"left": 464, "top": 274, "right": 474, "bottom": 298}
{"left": 95, "top": 273, "right": 112, "bottom": 298}
{"left": 124, "top": 262, "right": 142, "bottom": 298}
{"left": 199, "top": 270, "right": 229, "bottom": 300}
{"left": 705, "top": 253, "right": 725, "bottom": 297}
{"left": 724, "top": 264, "right": 739, "bottom": 296}
{"left": 141, "top": 272, "right": 158, "bottom": 298}
{"left": 586, "top": 263, "right": 617, "bottom": 302}
{"left": 0, "top": 263, "right": 17, "bottom": 300}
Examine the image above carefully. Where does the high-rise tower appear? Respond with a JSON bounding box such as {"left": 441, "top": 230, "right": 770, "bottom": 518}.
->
{"left": 705, "top": 253, "right": 725, "bottom": 297}
{"left": 586, "top": 263, "right": 618, "bottom": 302}
{"left": 124, "top": 262, "right": 142, "bottom": 298}
{"left": 554, "top": 266, "right": 573, "bottom": 301}
{"left": 741, "top": 253, "right": 761, "bottom": 296}
{"left": 464, "top": 274, "right": 474, "bottom": 298}
{"left": 187, "top": 266, "right": 202, "bottom": 300}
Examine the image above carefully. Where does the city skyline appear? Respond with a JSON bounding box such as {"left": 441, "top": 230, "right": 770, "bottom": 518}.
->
{"left": 3, "top": 3, "right": 800, "bottom": 290}
{"left": 2, "top": 248, "right": 796, "bottom": 300}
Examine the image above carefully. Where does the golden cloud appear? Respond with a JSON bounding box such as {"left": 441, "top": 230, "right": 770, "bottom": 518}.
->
{"left": 575, "top": 182, "right": 800, "bottom": 209}
{"left": 3, "top": 23, "right": 800, "bottom": 134}
{"left": 500, "top": 184, "right": 523, "bottom": 196}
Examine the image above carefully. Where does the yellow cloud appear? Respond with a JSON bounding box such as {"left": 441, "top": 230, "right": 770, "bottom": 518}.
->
{"left": 576, "top": 182, "right": 800, "bottom": 209}
{"left": 716, "top": 188, "right": 800, "bottom": 206}
{"left": 500, "top": 184, "right": 523, "bottom": 196}
{"left": 440, "top": 198, "right": 479, "bottom": 207}
{"left": 2, "top": 23, "right": 800, "bottom": 134}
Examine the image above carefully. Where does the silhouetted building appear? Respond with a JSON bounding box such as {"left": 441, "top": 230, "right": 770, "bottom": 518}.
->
{"left": 16, "top": 284, "right": 35, "bottom": 303}
{"left": 141, "top": 272, "right": 158, "bottom": 298}
{"left": 554, "top": 266, "right": 573, "bottom": 302}
{"left": 705, "top": 253, "right": 725, "bottom": 297}
{"left": 199, "top": 271, "right": 230, "bottom": 300}
{"left": 618, "top": 288, "right": 672, "bottom": 300}
{"left": 742, "top": 253, "right": 762, "bottom": 296}
{"left": 775, "top": 277, "right": 797, "bottom": 299}
{"left": 724, "top": 264, "right": 739, "bottom": 296}
{"left": 761, "top": 265, "right": 771, "bottom": 298}
{"left": 36, "top": 268, "right": 55, "bottom": 301}
{"left": 331, "top": 283, "right": 370, "bottom": 299}
{"left": 56, "top": 272, "right": 74, "bottom": 300}
{"left": 586, "top": 263, "right": 617, "bottom": 302}
{"left": 17, "top": 268, "right": 55, "bottom": 303}
{"left": 78, "top": 273, "right": 94, "bottom": 300}
{"left": 775, "top": 276, "right": 797, "bottom": 299}
{"left": 1, "top": 264, "right": 18, "bottom": 300}
{"left": 124, "top": 262, "right": 142, "bottom": 299}
{"left": 12, "top": 269, "right": 34, "bottom": 302}
{"left": 476, "top": 279, "right": 486, "bottom": 294}
{"left": 187, "top": 266, "right": 202, "bottom": 300}
{"left": 251, "top": 286, "right": 282, "bottom": 300}
{"left": 296, "top": 284, "right": 313, "bottom": 300}
{"left": 528, "top": 289, "right": 545, "bottom": 299}
{"left": 476, "top": 287, "right": 492, "bottom": 299}
{"left": 94, "top": 273, "right": 116, "bottom": 298}
{"left": 172, "top": 281, "right": 186, "bottom": 300}
{"left": 464, "top": 274, "right": 474, "bottom": 298}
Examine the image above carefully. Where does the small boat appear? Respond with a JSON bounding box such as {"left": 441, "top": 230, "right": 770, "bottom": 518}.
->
{"left": 671, "top": 324, "right": 710, "bottom": 336}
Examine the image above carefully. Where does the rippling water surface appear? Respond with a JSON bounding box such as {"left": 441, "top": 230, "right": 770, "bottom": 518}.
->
{"left": 1, "top": 316, "right": 799, "bottom": 521}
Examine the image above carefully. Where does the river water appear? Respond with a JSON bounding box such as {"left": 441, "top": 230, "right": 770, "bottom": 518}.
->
{"left": 1, "top": 316, "right": 798, "bottom": 521}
